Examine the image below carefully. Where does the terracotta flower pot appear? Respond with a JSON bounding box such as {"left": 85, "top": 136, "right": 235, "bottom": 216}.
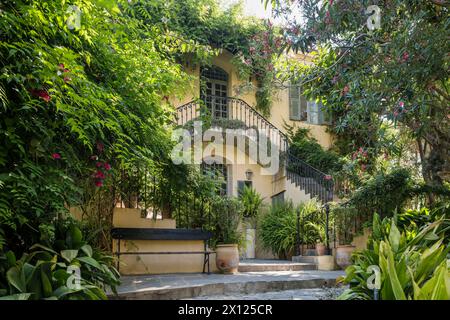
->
{"left": 216, "top": 244, "right": 239, "bottom": 274}
{"left": 335, "top": 245, "right": 356, "bottom": 270}
{"left": 316, "top": 243, "right": 327, "bottom": 256}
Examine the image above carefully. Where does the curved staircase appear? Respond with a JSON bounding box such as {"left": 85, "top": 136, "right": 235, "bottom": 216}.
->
{"left": 176, "top": 96, "right": 334, "bottom": 204}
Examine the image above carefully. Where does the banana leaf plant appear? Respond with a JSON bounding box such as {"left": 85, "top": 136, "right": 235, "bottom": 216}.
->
{"left": 338, "top": 211, "right": 450, "bottom": 300}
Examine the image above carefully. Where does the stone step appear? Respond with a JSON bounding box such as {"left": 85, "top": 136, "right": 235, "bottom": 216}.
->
{"left": 238, "top": 259, "right": 316, "bottom": 272}
{"left": 292, "top": 256, "right": 320, "bottom": 264}
{"left": 111, "top": 270, "right": 345, "bottom": 300}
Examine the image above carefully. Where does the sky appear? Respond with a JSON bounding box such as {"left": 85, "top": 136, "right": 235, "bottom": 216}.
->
{"left": 220, "top": 0, "right": 273, "bottom": 19}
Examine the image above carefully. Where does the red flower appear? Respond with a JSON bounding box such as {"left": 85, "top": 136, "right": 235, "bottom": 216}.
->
{"left": 58, "top": 63, "right": 65, "bottom": 69}
{"left": 402, "top": 52, "right": 409, "bottom": 62}
{"left": 329, "top": 0, "right": 334, "bottom": 5}
{"left": 63, "top": 76, "right": 71, "bottom": 83}
{"left": 399, "top": 101, "right": 404, "bottom": 107}
{"left": 63, "top": 68, "right": 70, "bottom": 73}
{"left": 94, "top": 170, "right": 105, "bottom": 179}
{"left": 104, "top": 163, "right": 112, "bottom": 171}
{"left": 96, "top": 162, "right": 103, "bottom": 168}
{"left": 361, "top": 164, "right": 367, "bottom": 172}
{"left": 52, "top": 153, "right": 61, "bottom": 160}
{"left": 95, "top": 180, "right": 104, "bottom": 187}
{"left": 30, "top": 89, "right": 51, "bottom": 102}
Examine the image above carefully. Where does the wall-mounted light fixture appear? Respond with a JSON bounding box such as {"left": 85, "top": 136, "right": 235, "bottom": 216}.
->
{"left": 245, "top": 169, "right": 253, "bottom": 181}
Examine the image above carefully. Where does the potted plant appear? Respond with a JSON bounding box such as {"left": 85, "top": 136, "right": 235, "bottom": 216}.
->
{"left": 333, "top": 206, "right": 357, "bottom": 269}
{"left": 306, "top": 221, "right": 327, "bottom": 256}
{"left": 240, "top": 186, "right": 264, "bottom": 259}
{"left": 214, "top": 197, "right": 243, "bottom": 274}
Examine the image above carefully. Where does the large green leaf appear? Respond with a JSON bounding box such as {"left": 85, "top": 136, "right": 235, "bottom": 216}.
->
{"left": 0, "top": 293, "right": 32, "bottom": 300}
{"left": 385, "top": 243, "right": 406, "bottom": 300}
{"left": 6, "top": 265, "right": 26, "bottom": 293}
{"left": 388, "top": 220, "right": 401, "bottom": 252}
{"left": 80, "top": 244, "right": 93, "bottom": 258}
{"left": 77, "top": 256, "right": 102, "bottom": 269}
{"left": 61, "top": 250, "right": 79, "bottom": 263}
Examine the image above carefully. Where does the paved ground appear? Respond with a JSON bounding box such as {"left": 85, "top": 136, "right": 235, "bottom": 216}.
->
{"left": 238, "top": 259, "right": 316, "bottom": 272}
{"left": 185, "top": 286, "right": 348, "bottom": 300}
{"left": 239, "top": 259, "right": 306, "bottom": 265}
{"left": 116, "top": 270, "right": 345, "bottom": 295}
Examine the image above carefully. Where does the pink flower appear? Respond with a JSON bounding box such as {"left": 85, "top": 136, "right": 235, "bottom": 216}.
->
{"left": 96, "top": 162, "right": 103, "bottom": 168}
{"left": 30, "top": 89, "right": 51, "bottom": 102}
{"left": 63, "top": 68, "right": 70, "bottom": 73}
{"left": 63, "top": 76, "right": 71, "bottom": 83}
{"left": 399, "top": 101, "right": 404, "bottom": 107}
{"left": 94, "top": 170, "right": 105, "bottom": 179}
{"left": 104, "top": 163, "right": 112, "bottom": 171}
{"left": 361, "top": 164, "right": 367, "bottom": 172}
{"left": 249, "top": 47, "right": 256, "bottom": 54}
{"left": 329, "top": 0, "right": 333, "bottom": 5}
{"left": 95, "top": 180, "right": 104, "bottom": 187}
{"left": 58, "top": 63, "right": 65, "bottom": 70}
{"left": 324, "top": 175, "right": 332, "bottom": 180}
{"left": 394, "top": 111, "right": 399, "bottom": 117}
{"left": 52, "top": 153, "right": 61, "bottom": 160}
{"left": 402, "top": 52, "right": 409, "bottom": 62}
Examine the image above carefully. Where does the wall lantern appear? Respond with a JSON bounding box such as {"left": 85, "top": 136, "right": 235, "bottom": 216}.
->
{"left": 245, "top": 169, "right": 253, "bottom": 181}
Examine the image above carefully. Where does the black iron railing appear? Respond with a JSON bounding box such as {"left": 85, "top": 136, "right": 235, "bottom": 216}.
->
{"left": 176, "top": 96, "right": 334, "bottom": 204}
{"left": 176, "top": 96, "right": 289, "bottom": 153}
{"left": 286, "top": 152, "right": 334, "bottom": 203}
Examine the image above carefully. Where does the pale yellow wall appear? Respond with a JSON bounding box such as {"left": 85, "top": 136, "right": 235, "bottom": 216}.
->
{"left": 173, "top": 50, "right": 333, "bottom": 149}
{"left": 112, "top": 239, "right": 218, "bottom": 275}
{"left": 112, "top": 208, "right": 176, "bottom": 229}
{"left": 269, "top": 87, "right": 333, "bottom": 149}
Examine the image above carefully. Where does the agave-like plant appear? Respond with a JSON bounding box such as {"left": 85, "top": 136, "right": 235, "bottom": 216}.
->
{"left": 338, "top": 211, "right": 450, "bottom": 300}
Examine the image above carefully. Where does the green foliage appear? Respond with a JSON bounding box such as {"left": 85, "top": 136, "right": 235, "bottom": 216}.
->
{"left": 286, "top": 126, "right": 342, "bottom": 174}
{"left": 338, "top": 211, "right": 450, "bottom": 300}
{"left": 0, "top": 223, "right": 120, "bottom": 300}
{"left": 260, "top": 200, "right": 320, "bottom": 257}
{"left": 274, "top": 0, "right": 450, "bottom": 187}
{"left": 349, "top": 168, "right": 414, "bottom": 217}
{"left": 214, "top": 197, "right": 244, "bottom": 246}
{"left": 240, "top": 186, "right": 264, "bottom": 219}
{"left": 129, "top": 0, "right": 282, "bottom": 115}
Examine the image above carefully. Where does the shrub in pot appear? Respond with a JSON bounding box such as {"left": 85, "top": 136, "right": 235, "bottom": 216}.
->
{"left": 213, "top": 197, "right": 243, "bottom": 274}
{"left": 240, "top": 186, "right": 264, "bottom": 259}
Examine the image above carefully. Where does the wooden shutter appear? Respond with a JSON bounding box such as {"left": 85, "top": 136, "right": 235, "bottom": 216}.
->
{"left": 289, "top": 85, "right": 301, "bottom": 120}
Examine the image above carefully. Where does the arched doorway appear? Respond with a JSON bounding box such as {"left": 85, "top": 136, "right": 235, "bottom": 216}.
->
{"left": 200, "top": 66, "right": 229, "bottom": 119}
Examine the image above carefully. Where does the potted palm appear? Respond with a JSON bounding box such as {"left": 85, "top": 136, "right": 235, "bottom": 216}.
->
{"left": 306, "top": 221, "right": 327, "bottom": 256}
{"left": 240, "top": 186, "right": 264, "bottom": 259}
{"left": 333, "top": 207, "right": 357, "bottom": 269}
{"left": 214, "top": 197, "right": 243, "bottom": 274}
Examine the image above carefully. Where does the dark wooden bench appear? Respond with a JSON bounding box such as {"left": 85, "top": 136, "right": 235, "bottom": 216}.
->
{"left": 111, "top": 228, "right": 214, "bottom": 274}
